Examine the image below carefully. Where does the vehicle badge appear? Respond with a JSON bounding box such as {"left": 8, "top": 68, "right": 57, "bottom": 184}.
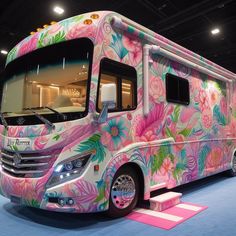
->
{"left": 13, "top": 153, "right": 22, "bottom": 168}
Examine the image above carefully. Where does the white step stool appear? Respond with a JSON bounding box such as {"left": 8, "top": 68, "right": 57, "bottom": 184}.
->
{"left": 149, "top": 192, "right": 182, "bottom": 212}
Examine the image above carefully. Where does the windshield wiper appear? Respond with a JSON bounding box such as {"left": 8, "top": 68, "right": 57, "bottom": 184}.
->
{"left": 0, "top": 112, "right": 9, "bottom": 130}
{"left": 24, "top": 108, "right": 55, "bottom": 130}
{"left": 25, "top": 106, "right": 66, "bottom": 120}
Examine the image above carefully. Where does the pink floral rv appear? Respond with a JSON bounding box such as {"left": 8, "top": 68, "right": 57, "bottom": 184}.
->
{"left": 0, "top": 11, "right": 236, "bottom": 218}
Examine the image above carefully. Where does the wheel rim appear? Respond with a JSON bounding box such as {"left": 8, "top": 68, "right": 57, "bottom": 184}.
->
{"left": 111, "top": 174, "right": 136, "bottom": 209}
{"left": 233, "top": 156, "right": 236, "bottom": 172}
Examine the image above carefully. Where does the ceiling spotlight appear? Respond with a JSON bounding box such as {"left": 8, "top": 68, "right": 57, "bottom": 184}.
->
{"left": 211, "top": 28, "right": 220, "bottom": 35}
{"left": 53, "top": 6, "right": 64, "bottom": 15}
{"left": 1, "top": 50, "right": 8, "bottom": 55}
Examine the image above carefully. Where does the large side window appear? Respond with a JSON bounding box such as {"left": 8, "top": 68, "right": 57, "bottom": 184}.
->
{"left": 97, "top": 58, "right": 137, "bottom": 111}
{"left": 166, "top": 73, "right": 190, "bottom": 105}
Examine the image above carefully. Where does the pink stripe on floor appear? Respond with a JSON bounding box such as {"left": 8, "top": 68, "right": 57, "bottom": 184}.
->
{"left": 126, "top": 211, "right": 178, "bottom": 230}
{"left": 126, "top": 202, "right": 207, "bottom": 230}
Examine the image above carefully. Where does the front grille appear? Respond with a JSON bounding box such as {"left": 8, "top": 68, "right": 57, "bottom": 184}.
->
{"left": 0, "top": 149, "right": 57, "bottom": 178}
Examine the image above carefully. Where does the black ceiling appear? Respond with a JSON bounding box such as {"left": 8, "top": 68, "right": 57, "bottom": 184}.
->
{"left": 0, "top": 0, "right": 235, "bottom": 74}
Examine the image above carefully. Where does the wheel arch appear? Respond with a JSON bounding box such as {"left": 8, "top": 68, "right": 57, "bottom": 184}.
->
{"left": 104, "top": 156, "right": 149, "bottom": 203}
{"left": 231, "top": 148, "right": 236, "bottom": 166}
{"left": 116, "top": 162, "right": 145, "bottom": 201}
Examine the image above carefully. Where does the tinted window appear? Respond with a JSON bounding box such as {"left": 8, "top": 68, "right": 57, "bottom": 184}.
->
{"left": 166, "top": 73, "right": 190, "bottom": 105}
{"left": 97, "top": 59, "right": 137, "bottom": 111}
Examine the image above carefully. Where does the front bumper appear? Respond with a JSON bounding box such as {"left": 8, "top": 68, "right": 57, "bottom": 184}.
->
{"left": 0, "top": 168, "right": 108, "bottom": 213}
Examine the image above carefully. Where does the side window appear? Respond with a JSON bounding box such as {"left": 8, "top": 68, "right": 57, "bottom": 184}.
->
{"left": 97, "top": 58, "right": 137, "bottom": 111}
{"left": 166, "top": 73, "right": 190, "bottom": 105}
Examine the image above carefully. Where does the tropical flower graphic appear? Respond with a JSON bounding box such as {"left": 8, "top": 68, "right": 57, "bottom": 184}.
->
{"left": 122, "top": 34, "right": 142, "bottom": 66}
{"left": 66, "top": 25, "right": 96, "bottom": 40}
{"left": 133, "top": 103, "right": 164, "bottom": 141}
{"left": 195, "top": 89, "right": 210, "bottom": 111}
{"left": 149, "top": 76, "right": 165, "bottom": 102}
{"left": 202, "top": 109, "right": 213, "bottom": 129}
{"left": 220, "top": 97, "right": 227, "bottom": 116}
{"left": 209, "top": 86, "right": 219, "bottom": 106}
{"left": 17, "top": 34, "right": 38, "bottom": 57}
{"left": 160, "top": 158, "right": 174, "bottom": 176}
{"left": 205, "top": 147, "right": 223, "bottom": 174}
{"left": 101, "top": 118, "right": 129, "bottom": 151}
{"left": 139, "top": 130, "right": 157, "bottom": 142}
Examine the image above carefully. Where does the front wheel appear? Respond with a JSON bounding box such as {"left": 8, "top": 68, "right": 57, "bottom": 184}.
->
{"left": 228, "top": 155, "right": 236, "bottom": 177}
{"left": 107, "top": 166, "right": 139, "bottom": 218}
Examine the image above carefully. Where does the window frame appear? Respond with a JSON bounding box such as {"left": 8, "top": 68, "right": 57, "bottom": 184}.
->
{"left": 96, "top": 58, "right": 137, "bottom": 113}
{"left": 166, "top": 73, "right": 190, "bottom": 105}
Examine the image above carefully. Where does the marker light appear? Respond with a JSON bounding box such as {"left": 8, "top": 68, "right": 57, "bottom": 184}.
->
{"left": 211, "top": 28, "right": 220, "bottom": 35}
{"left": 53, "top": 6, "right": 64, "bottom": 15}
{"left": 1, "top": 50, "right": 8, "bottom": 55}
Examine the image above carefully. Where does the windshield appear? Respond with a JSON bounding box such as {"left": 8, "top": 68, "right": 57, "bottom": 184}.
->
{"left": 1, "top": 38, "right": 93, "bottom": 125}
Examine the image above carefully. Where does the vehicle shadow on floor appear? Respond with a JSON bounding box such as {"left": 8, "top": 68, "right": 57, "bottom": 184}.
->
{"left": 3, "top": 203, "right": 122, "bottom": 229}
{"left": 3, "top": 171, "right": 231, "bottom": 229}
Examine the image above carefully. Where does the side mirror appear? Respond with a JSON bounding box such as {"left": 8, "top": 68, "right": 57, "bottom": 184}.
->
{"left": 97, "top": 83, "right": 117, "bottom": 124}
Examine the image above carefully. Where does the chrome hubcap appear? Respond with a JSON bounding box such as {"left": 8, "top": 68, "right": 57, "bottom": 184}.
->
{"left": 111, "top": 174, "right": 136, "bottom": 209}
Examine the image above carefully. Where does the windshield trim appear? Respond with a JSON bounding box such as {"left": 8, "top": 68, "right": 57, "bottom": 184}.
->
{"left": 1, "top": 38, "right": 94, "bottom": 126}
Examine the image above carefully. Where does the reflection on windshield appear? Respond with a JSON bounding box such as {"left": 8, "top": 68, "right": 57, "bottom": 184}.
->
{"left": 1, "top": 60, "right": 89, "bottom": 116}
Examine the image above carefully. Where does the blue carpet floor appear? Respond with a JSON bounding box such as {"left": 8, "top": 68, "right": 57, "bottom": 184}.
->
{"left": 1, "top": 172, "right": 236, "bottom": 236}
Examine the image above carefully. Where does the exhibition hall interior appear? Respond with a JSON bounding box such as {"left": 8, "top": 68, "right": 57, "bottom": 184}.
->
{"left": 0, "top": 1, "right": 236, "bottom": 236}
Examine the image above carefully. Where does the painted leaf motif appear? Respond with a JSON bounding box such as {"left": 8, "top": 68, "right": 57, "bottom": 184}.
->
{"left": 171, "top": 105, "right": 181, "bottom": 123}
{"left": 169, "top": 153, "right": 175, "bottom": 163}
{"left": 95, "top": 179, "right": 106, "bottom": 203}
{"left": 75, "top": 134, "right": 106, "bottom": 163}
{"left": 98, "top": 200, "right": 109, "bottom": 211}
{"left": 173, "top": 149, "right": 187, "bottom": 180}
{"left": 37, "top": 32, "right": 48, "bottom": 48}
{"left": 75, "top": 180, "right": 99, "bottom": 203}
{"left": 6, "top": 47, "right": 17, "bottom": 64}
{"left": 179, "top": 128, "right": 192, "bottom": 137}
{"left": 166, "top": 127, "right": 174, "bottom": 138}
{"left": 151, "top": 145, "right": 170, "bottom": 174}
{"left": 72, "top": 15, "right": 84, "bottom": 22}
{"left": 53, "top": 134, "right": 60, "bottom": 141}
{"left": 25, "top": 199, "right": 40, "bottom": 208}
{"left": 198, "top": 145, "right": 211, "bottom": 175}
{"left": 213, "top": 105, "right": 226, "bottom": 126}
{"left": 110, "top": 33, "right": 128, "bottom": 59}
{"left": 173, "top": 167, "right": 183, "bottom": 181}
{"left": 136, "top": 103, "right": 164, "bottom": 137}
{"left": 51, "top": 31, "right": 66, "bottom": 44}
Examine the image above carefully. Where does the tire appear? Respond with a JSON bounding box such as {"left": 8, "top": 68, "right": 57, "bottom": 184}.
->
{"left": 228, "top": 155, "right": 236, "bottom": 177}
{"left": 107, "top": 166, "right": 139, "bottom": 218}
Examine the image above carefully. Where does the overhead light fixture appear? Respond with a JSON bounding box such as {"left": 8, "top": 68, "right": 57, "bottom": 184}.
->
{"left": 1, "top": 50, "right": 8, "bottom": 55}
{"left": 53, "top": 6, "right": 64, "bottom": 15}
{"left": 211, "top": 28, "right": 220, "bottom": 35}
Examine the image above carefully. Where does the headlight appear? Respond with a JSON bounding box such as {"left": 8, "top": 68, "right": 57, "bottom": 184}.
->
{"left": 46, "top": 153, "right": 92, "bottom": 188}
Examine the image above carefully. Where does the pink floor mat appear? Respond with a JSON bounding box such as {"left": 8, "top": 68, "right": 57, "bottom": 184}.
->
{"left": 126, "top": 202, "right": 207, "bottom": 230}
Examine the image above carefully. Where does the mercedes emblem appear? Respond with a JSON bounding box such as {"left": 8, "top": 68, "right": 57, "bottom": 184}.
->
{"left": 13, "top": 153, "right": 22, "bottom": 168}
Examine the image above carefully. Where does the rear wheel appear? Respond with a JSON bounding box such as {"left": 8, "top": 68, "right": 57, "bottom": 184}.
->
{"left": 228, "top": 155, "right": 236, "bottom": 177}
{"left": 107, "top": 166, "right": 139, "bottom": 218}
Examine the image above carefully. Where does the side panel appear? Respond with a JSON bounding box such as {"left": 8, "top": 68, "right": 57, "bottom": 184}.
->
{"left": 147, "top": 55, "right": 234, "bottom": 187}
{"left": 89, "top": 13, "right": 236, "bottom": 200}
